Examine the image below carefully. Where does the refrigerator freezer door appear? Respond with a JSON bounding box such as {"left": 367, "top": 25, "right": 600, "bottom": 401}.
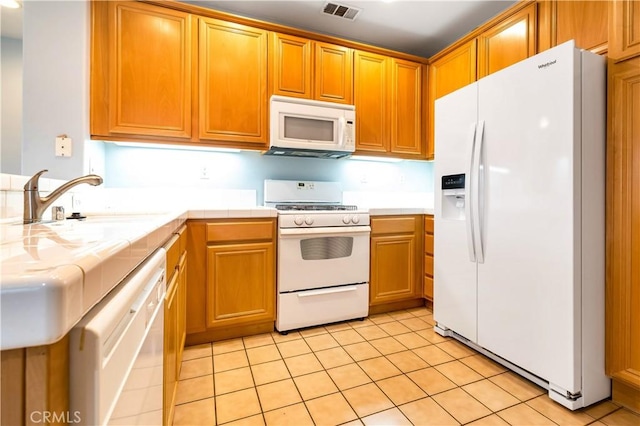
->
{"left": 476, "top": 42, "right": 581, "bottom": 393}
{"left": 434, "top": 83, "right": 479, "bottom": 343}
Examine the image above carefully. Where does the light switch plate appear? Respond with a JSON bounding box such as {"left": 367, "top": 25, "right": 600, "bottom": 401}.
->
{"left": 55, "top": 136, "right": 72, "bottom": 157}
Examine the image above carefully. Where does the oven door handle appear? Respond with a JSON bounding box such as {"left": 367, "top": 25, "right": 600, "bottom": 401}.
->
{"left": 297, "top": 285, "right": 358, "bottom": 297}
{"left": 279, "top": 226, "right": 371, "bottom": 237}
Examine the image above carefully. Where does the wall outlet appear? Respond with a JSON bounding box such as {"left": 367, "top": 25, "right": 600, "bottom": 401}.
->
{"left": 72, "top": 194, "right": 83, "bottom": 210}
{"left": 200, "top": 165, "right": 209, "bottom": 179}
{"left": 55, "top": 136, "right": 72, "bottom": 157}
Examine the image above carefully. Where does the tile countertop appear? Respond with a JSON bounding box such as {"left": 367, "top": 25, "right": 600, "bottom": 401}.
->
{"left": 0, "top": 208, "right": 278, "bottom": 350}
{"left": 0, "top": 206, "right": 433, "bottom": 350}
{"left": 368, "top": 207, "right": 434, "bottom": 215}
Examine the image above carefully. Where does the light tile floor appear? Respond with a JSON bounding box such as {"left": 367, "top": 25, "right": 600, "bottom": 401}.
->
{"left": 173, "top": 307, "right": 640, "bottom": 425}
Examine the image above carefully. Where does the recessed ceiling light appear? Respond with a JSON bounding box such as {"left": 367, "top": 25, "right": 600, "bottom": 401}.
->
{"left": 0, "top": 0, "right": 21, "bottom": 9}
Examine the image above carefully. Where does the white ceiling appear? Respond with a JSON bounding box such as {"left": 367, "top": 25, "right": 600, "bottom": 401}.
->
{"left": 185, "top": 0, "right": 517, "bottom": 58}
{"left": 1, "top": 1, "right": 518, "bottom": 58}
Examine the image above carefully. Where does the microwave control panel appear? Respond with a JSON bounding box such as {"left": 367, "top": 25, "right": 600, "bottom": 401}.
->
{"left": 344, "top": 120, "right": 355, "bottom": 148}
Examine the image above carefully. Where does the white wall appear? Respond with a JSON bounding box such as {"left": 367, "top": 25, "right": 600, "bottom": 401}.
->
{"left": 22, "top": 0, "right": 91, "bottom": 180}
{"left": 1, "top": 37, "right": 23, "bottom": 174}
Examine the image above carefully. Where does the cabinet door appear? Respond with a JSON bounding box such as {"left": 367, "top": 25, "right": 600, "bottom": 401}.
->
{"left": 101, "top": 2, "right": 192, "bottom": 138}
{"left": 206, "top": 242, "right": 274, "bottom": 328}
{"left": 477, "top": 3, "right": 537, "bottom": 78}
{"left": 270, "top": 32, "right": 312, "bottom": 98}
{"left": 609, "top": 0, "right": 640, "bottom": 61}
{"left": 163, "top": 272, "right": 179, "bottom": 426}
{"left": 199, "top": 18, "right": 268, "bottom": 145}
{"left": 370, "top": 234, "right": 417, "bottom": 305}
{"left": 354, "top": 50, "right": 389, "bottom": 153}
{"left": 176, "top": 253, "right": 187, "bottom": 371}
{"left": 314, "top": 42, "right": 353, "bottom": 104}
{"left": 606, "top": 55, "right": 640, "bottom": 411}
{"left": 390, "top": 58, "right": 422, "bottom": 156}
{"left": 428, "top": 39, "right": 477, "bottom": 160}
{"left": 555, "top": 1, "right": 608, "bottom": 54}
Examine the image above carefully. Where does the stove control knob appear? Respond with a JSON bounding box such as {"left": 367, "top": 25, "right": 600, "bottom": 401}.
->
{"left": 351, "top": 215, "right": 360, "bottom": 224}
{"left": 294, "top": 215, "right": 304, "bottom": 226}
{"left": 304, "top": 216, "right": 314, "bottom": 226}
{"left": 342, "top": 215, "right": 351, "bottom": 224}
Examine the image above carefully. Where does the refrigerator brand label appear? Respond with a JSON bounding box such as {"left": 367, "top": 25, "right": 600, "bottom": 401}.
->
{"left": 538, "top": 59, "right": 557, "bottom": 69}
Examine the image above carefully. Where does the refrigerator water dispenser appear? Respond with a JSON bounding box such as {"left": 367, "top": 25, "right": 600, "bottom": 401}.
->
{"left": 441, "top": 173, "right": 466, "bottom": 220}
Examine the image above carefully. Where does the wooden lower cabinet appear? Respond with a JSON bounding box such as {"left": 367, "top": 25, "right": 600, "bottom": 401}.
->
{"left": 186, "top": 219, "right": 276, "bottom": 345}
{"left": 369, "top": 215, "right": 424, "bottom": 313}
{"left": 163, "top": 270, "right": 179, "bottom": 426}
{"left": 423, "top": 215, "right": 434, "bottom": 302}
{"left": 177, "top": 253, "right": 187, "bottom": 364}
{"left": 0, "top": 337, "right": 69, "bottom": 426}
{"left": 206, "top": 242, "right": 274, "bottom": 328}
{"left": 163, "top": 227, "right": 187, "bottom": 426}
{"left": 606, "top": 54, "right": 640, "bottom": 413}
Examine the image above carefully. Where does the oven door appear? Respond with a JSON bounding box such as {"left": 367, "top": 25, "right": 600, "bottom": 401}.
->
{"left": 278, "top": 225, "right": 370, "bottom": 292}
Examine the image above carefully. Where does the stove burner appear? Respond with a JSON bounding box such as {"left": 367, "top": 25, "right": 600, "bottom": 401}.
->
{"left": 275, "top": 204, "right": 358, "bottom": 211}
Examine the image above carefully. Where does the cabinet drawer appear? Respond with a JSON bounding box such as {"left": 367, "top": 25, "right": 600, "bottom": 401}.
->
{"left": 425, "top": 234, "right": 434, "bottom": 255}
{"left": 177, "top": 225, "right": 187, "bottom": 254}
{"left": 164, "top": 234, "right": 180, "bottom": 280}
{"left": 371, "top": 216, "right": 416, "bottom": 235}
{"left": 424, "top": 254, "right": 434, "bottom": 275}
{"left": 424, "top": 215, "right": 434, "bottom": 234}
{"left": 206, "top": 221, "right": 274, "bottom": 242}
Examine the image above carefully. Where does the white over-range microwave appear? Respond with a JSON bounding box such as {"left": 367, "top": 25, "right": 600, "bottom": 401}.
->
{"left": 266, "top": 95, "right": 356, "bottom": 159}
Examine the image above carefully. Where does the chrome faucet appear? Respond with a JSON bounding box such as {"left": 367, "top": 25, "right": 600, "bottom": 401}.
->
{"left": 23, "top": 169, "right": 103, "bottom": 224}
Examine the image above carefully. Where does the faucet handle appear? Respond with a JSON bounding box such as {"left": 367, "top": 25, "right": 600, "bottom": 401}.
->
{"left": 24, "top": 169, "right": 49, "bottom": 191}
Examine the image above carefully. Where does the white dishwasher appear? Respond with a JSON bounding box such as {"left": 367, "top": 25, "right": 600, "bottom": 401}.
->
{"left": 70, "top": 248, "right": 166, "bottom": 425}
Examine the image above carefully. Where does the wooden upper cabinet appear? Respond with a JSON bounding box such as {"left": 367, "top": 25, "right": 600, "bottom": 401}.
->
{"left": 354, "top": 50, "right": 389, "bottom": 153}
{"left": 354, "top": 52, "right": 424, "bottom": 157}
{"left": 92, "top": 1, "right": 192, "bottom": 139}
{"left": 429, "top": 39, "right": 477, "bottom": 101}
{"left": 314, "top": 42, "right": 354, "bottom": 104}
{"left": 390, "top": 59, "right": 423, "bottom": 156}
{"left": 270, "top": 33, "right": 353, "bottom": 104}
{"left": 428, "top": 39, "right": 476, "bottom": 160}
{"left": 554, "top": 1, "right": 608, "bottom": 54}
{"left": 609, "top": 0, "right": 640, "bottom": 61}
{"left": 199, "top": 17, "right": 268, "bottom": 146}
{"left": 477, "top": 3, "right": 537, "bottom": 78}
{"left": 270, "top": 32, "right": 312, "bottom": 98}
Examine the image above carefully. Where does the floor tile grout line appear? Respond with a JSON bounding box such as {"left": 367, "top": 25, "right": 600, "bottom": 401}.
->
{"left": 178, "top": 307, "right": 629, "bottom": 426}
{"left": 522, "top": 396, "right": 601, "bottom": 425}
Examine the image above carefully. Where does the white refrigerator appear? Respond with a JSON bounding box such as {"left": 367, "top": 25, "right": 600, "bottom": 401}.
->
{"left": 433, "top": 41, "right": 610, "bottom": 410}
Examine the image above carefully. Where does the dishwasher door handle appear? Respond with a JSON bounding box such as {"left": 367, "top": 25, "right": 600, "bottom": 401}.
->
{"left": 297, "top": 286, "right": 358, "bottom": 298}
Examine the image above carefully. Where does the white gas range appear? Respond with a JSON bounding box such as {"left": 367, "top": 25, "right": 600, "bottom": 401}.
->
{"left": 264, "top": 180, "right": 370, "bottom": 333}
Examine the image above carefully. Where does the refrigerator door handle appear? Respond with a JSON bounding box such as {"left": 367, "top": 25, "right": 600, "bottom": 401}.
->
{"left": 466, "top": 122, "right": 478, "bottom": 262}
{"left": 472, "top": 120, "right": 485, "bottom": 263}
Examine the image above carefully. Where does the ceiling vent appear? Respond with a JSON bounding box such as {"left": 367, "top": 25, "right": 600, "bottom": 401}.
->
{"left": 322, "top": 2, "right": 361, "bottom": 21}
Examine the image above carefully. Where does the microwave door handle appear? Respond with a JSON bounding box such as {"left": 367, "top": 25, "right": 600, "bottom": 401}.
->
{"left": 337, "top": 117, "right": 345, "bottom": 148}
